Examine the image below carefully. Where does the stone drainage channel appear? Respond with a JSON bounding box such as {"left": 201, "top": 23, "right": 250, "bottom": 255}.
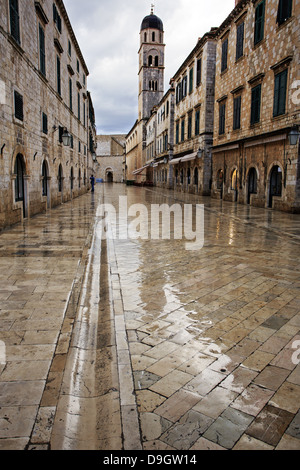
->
{"left": 27, "top": 190, "right": 141, "bottom": 450}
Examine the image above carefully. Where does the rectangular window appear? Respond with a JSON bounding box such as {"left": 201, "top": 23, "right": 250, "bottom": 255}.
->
{"left": 69, "top": 78, "right": 73, "bottom": 111}
{"left": 57, "top": 56, "right": 61, "bottom": 95}
{"left": 10, "top": 0, "right": 20, "bottom": 44}
{"left": 221, "top": 37, "right": 228, "bottom": 73}
{"left": 273, "top": 69, "right": 288, "bottom": 117}
{"left": 254, "top": 0, "right": 265, "bottom": 45}
{"left": 14, "top": 90, "right": 23, "bottom": 121}
{"left": 176, "top": 122, "right": 179, "bottom": 144}
{"left": 68, "top": 40, "right": 72, "bottom": 56}
{"left": 42, "top": 112, "right": 48, "bottom": 134}
{"left": 53, "top": 3, "right": 62, "bottom": 33}
{"left": 188, "top": 114, "right": 192, "bottom": 139}
{"left": 195, "top": 109, "right": 200, "bottom": 136}
{"left": 181, "top": 119, "right": 185, "bottom": 142}
{"left": 236, "top": 22, "right": 244, "bottom": 61}
{"left": 233, "top": 95, "right": 241, "bottom": 130}
{"left": 219, "top": 102, "right": 226, "bottom": 135}
{"left": 39, "top": 24, "right": 46, "bottom": 76}
{"left": 251, "top": 84, "right": 262, "bottom": 125}
{"left": 83, "top": 102, "right": 86, "bottom": 127}
{"left": 196, "top": 58, "right": 202, "bottom": 86}
{"left": 78, "top": 92, "right": 80, "bottom": 120}
{"left": 182, "top": 76, "right": 187, "bottom": 99}
{"left": 77, "top": 59, "right": 80, "bottom": 73}
{"left": 189, "top": 68, "right": 194, "bottom": 94}
{"left": 277, "top": 0, "right": 292, "bottom": 25}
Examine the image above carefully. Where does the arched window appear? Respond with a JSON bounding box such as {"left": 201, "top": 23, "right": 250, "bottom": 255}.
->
{"left": 148, "top": 55, "right": 153, "bottom": 66}
{"left": 155, "top": 56, "right": 159, "bottom": 66}
{"left": 152, "top": 32, "right": 155, "bottom": 42}
{"left": 42, "top": 161, "right": 48, "bottom": 196}
{"left": 144, "top": 32, "right": 147, "bottom": 42}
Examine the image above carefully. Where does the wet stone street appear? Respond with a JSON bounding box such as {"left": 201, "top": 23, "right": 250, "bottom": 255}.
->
{"left": 0, "top": 183, "right": 300, "bottom": 451}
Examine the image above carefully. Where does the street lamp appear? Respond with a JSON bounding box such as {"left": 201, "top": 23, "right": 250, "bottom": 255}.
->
{"left": 288, "top": 127, "right": 300, "bottom": 146}
{"left": 62, "top": 128, "right": 72, "bottom": 147}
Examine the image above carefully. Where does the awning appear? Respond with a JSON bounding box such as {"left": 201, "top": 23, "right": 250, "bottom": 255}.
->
{"left": 170, "top": 151, "right": 198, "bottom": 165}
{"left": 132, "top": 165, "right": 149, "bottom": 175}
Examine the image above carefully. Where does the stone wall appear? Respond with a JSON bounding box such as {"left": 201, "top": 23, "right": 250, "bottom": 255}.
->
{"left": 0, "top": 0, "right": 95, "bottom": 231}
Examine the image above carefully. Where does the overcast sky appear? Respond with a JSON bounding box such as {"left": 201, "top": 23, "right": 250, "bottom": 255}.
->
{"left": 64, "top": 0, "right": 235, "bottom": 135}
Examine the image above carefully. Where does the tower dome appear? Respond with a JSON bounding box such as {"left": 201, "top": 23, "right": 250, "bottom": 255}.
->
{"left": 140, "top": 13, "right": 163, "bottom": 32}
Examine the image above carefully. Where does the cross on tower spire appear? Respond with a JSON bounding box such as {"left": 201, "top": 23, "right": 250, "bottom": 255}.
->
{"left": 151, "top": 4, "right": 155, "bottom": 15}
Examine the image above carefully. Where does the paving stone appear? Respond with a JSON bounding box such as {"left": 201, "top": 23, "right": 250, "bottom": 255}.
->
{"left": 160, "top": 410, "right": 214, "bottom": 450}
{"left": 203, "top": 407, "right": 254, "bottom": 449}
{"left": 246, "top": 405, "right": 294, "bottom": 446}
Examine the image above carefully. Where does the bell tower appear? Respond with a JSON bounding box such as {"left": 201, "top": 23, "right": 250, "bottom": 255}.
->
{"left": 138, "top": 7, "right": 165, "bottom": 121}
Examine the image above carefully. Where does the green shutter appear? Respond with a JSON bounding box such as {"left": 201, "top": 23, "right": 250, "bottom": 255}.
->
{"left": 39, "top": 25, "right": 46, "bottom": 76}
{"left": 254, "top": 0, "right": 265, "bottom": 45}
{"left": 274, "top": 69, "right": 287, "bottom": 116}
{"left": 57, "top": 56, "right": 61, "bottom": 95}
{"left": 10, "top": 0, "right": 20, "bottom": 44}
{"left": 251, "top": 84, "right": 261, "bottom": 124}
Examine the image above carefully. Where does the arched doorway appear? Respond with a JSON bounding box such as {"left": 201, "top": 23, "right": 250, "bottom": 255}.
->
{"left": 247, "top": 167, "right": 257, "bottom": 204}
{"left": 14, "top": 154, "right": 26, "bottom": 218}
{"left": 269, "top": 165, "right": 282, "bottom": 208}
{"left": 107, "top": 171, "right": 113, "bottom": 183}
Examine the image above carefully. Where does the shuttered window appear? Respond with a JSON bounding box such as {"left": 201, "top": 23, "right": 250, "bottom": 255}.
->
{"left": 53, "top": 3, "right": 62, "bottom": 33}
{"left": 196, "top": 58, "right": 202, "bottom": 86}
{"left": 236, "top": 22, "right": 244, "bottom": 60}
{"left": 250, "top": 84, "right": 261, "bottom": 125}
{"left": 277, "top": 0, "right": 292, "bottom": 25}
{"left": 273, "top": 69, "right": 288, "bottom": 117}
{"left": 219, "top": 103, "right": 226, "bottom": 135}
{"left": 195, "top": 109, "right": 200, "bottom": 136}
{"left": 221, "top": 38, "right": 228, "bottom": 73}
{"left": 42, "top": 112, "right": 48, "bottom": 134}
{"left": 69, "top": 79, "right": 73, "bottom": 111}
{"left": 189, "top": 68, "right": 193, "bottom": 94}
{"left": 10, "top": 0, "right": 20, "bottom": 44}
{"left": 181, "top": 119, "right": 185, "bottom": 142}
{"left": 39, "top": 24, "right": 46, "bottom": 76}
{"left": 254, "top": 0, "right": 265, "bottom": 45}
{"left": 14, "top": 91, "right": 23, "bottom": 121}
{"left": 57, "top": 56, "right": 61, "bottom": 95}
{"left": 233, "top": 95, "right": 241, "bottom": 130}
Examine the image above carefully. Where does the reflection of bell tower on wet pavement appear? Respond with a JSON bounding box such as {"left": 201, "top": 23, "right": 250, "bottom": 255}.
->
{"left": 138, "top": 6, "right": 165, "bottom": 121}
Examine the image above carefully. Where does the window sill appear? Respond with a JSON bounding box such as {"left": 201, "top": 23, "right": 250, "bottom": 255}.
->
{"left": 7, "top": 35, "right": 24, "bottom": 56}
{"left": 276, "top": 16, "right": 293, "bottom": 31}
{"left": 253, "top": 38, "right": 265, "bottom": 50}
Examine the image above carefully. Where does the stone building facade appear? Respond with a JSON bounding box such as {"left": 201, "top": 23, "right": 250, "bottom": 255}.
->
{"left": 211, "top": 0, "right": 300, "bottom": 212}
{"left": 95, "top": 134, "right": 126, "bottom": 183}
{"left": 0, "top": 0, "right": 96, "bottom": 231}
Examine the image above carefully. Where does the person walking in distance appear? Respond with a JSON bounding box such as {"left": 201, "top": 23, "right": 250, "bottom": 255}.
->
{"left": 90, "top": 174, "right": 95, "bottom": 192}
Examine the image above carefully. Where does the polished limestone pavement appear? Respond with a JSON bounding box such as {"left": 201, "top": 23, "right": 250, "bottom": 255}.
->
{"left": 0, "top": 184, "right": 299, "bottom": 450}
